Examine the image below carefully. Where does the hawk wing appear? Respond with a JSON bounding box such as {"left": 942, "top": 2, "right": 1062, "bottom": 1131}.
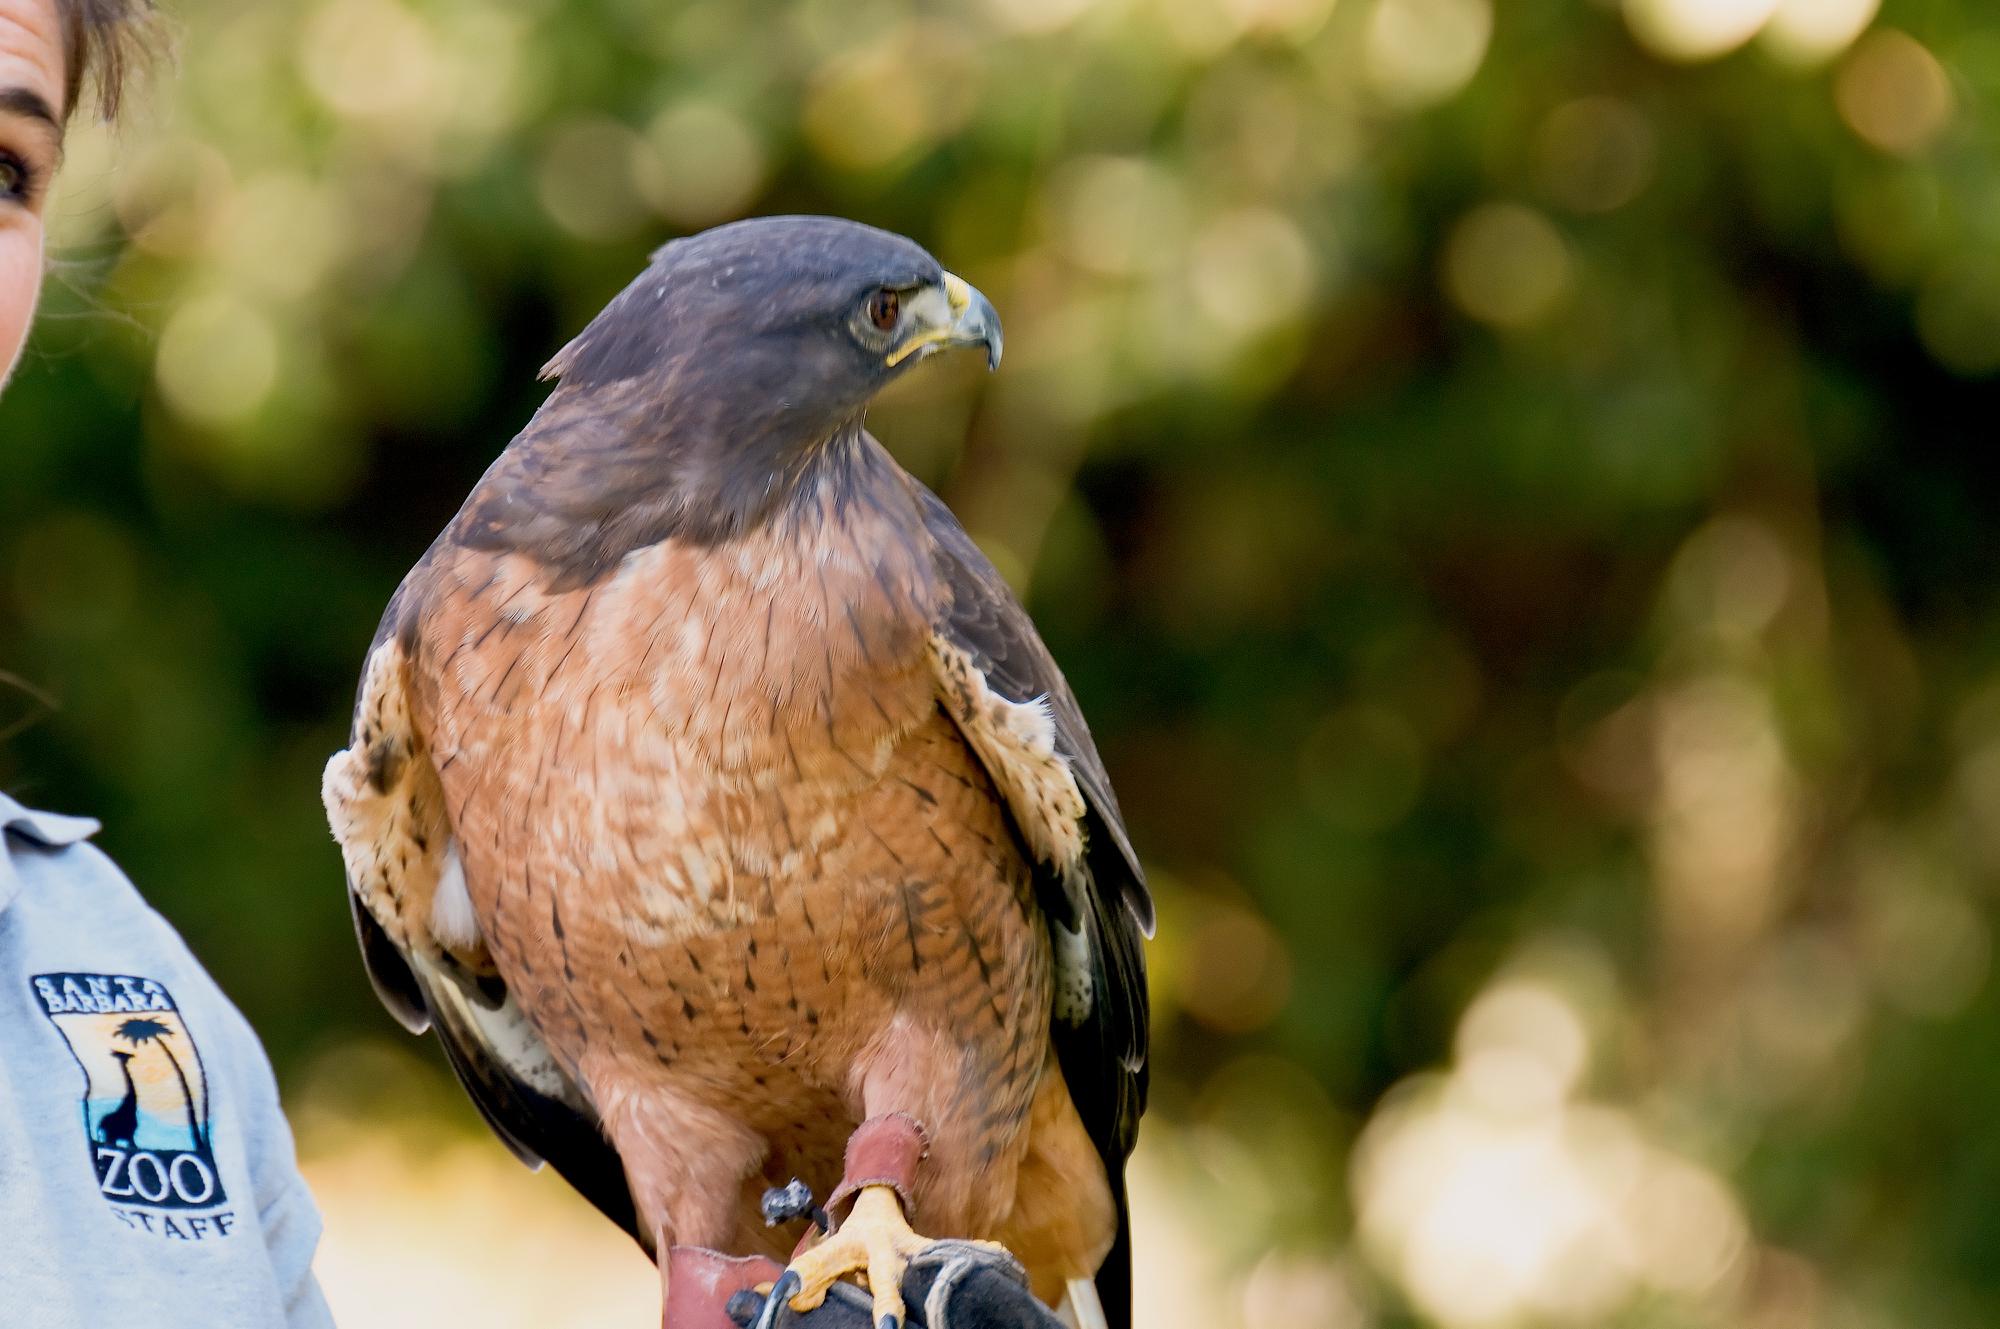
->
{"left": 914, "top": 482, "right": 1152, "bottom": 1329}
{"left": 323, "top": 573, "right": 644, "bottom": 1252}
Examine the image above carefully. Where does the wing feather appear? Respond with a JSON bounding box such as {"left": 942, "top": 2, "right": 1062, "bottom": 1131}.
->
{"left": 914, "top": 481, "right": 1149, "bottom": 1329}
{"left": 324, "top": 578, "right": 643, "bottom": 1252}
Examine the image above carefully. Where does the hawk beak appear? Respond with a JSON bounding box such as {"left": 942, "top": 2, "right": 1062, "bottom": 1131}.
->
{"left": 941, "top": 273, "right": 1003, "bottom": 371}
{"left": 886, "top": 272, "right": 1004, "bottom": 371}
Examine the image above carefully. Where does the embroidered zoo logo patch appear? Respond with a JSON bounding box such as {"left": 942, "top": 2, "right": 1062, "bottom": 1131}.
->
{"left": 32, "top": 973, "right": 235, "bottom": 1237}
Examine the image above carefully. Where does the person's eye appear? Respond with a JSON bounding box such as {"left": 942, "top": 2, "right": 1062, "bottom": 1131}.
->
{"left": 0, "top": 151, "right": 37, "bottom": 205}
{"left": 868, "top": 287, "right": 900, "bottom": 331}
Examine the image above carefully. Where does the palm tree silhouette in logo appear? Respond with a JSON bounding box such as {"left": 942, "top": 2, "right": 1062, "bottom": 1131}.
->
{"left": 114, "top": 1017, "right": 206, "bottom": 1156}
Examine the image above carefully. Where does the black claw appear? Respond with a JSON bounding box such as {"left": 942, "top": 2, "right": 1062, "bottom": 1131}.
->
{"left": 750, "top": 1271, "right": 802, "bottom": 1329}
{"left": 879, "top": 1316, "right": 899, "bottom": 1329}
{"left": 725, "top": 1290, "right": 763, "bottom": 1328}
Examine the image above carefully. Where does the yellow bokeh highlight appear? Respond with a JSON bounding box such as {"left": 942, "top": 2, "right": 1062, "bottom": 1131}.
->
{"left": 155, "top": 292, "right": 281, "bottom": 429}
{"left": 536, "top": 118, "right": 657, "bottom": 243}
{"left": 1624, "top": 0, "right": 1780, "bottom": 61}
{"left": 1536, "top": 97, "right": 1657, "bottom": 215}
{"left": 1761, "top": 0, "right": 1879, "bottom": 65}
{"left": 1044, "top": 155, "right": 1191, "bottom": 277}
{"left": 1355, "top": 978, "right": 1749, "bottom": 1326}
{"left": 801, "top": 23, "right": 982, "bottom": 174}
{"left": 217, "top": 173, "right": 343, "bottom": 301}
{"left": 642, "top": 101, "right": 770, "bottom": 228}
{"left": 113, "top": 139, "right": 236, "bottom": 261}
{"left": 981, "top": 0, "right": 1106, "bottom": 35}
{"left": 301, "top": 0, "right": 441, "bottom": 123}
{"left": 1836, "top": 29, "right": 1953, "bottom": 156}
{"left": 1443, "top": 203, "right": 1573, "bottom": 331}
{"left": 1364, "top": 0, "right": 1491, "bottom": 109}
{"left": 1190, "top": 207, "right": 1317, "bottom": 337}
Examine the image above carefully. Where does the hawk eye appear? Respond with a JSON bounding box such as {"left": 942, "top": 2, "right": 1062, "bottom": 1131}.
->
{"left": 868, "top": 288, "right": 900, "bottom": 331}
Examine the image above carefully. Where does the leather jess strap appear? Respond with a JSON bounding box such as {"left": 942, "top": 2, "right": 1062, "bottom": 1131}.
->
{"left": 826, "top": 1111, "right": 930, "bottom": 1216}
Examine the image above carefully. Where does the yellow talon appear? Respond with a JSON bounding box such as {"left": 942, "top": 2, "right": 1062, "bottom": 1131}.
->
{"left": 777, "top": 1186, "right": 1005, "bottom": 1327}
{"left": 785, "top": 1186, "right": 928, "bottom": 1326}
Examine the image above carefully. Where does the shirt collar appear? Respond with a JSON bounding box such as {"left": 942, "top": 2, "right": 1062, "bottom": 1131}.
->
{"left": 0, "top": 793, "right": 102, "bottom": 914}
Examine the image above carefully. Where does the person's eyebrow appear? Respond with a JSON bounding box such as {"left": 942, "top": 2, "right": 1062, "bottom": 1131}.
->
{"left": 0, "top": 85, "right": 63, "bottom": 149}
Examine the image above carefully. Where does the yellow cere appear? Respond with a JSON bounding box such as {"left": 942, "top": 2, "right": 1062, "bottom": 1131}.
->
{"left": 943, "top": 272, "right": 972, "bottom": 316}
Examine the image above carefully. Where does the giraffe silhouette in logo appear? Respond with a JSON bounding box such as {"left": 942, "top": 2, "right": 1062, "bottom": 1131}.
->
{"left": 96, "top": 1051, "right": 140, "bottom": 1150}
{"left": 114, "top": 1017, "right": 206, "bottom": 1155}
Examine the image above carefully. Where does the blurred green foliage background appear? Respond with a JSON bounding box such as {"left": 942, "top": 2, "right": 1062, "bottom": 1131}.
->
{"left": 5, "top": 0, "right": 1999, "bottom": 1323}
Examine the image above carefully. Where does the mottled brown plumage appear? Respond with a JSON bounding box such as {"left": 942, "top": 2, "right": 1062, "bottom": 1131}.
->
{"left": 323, "top": 217, "right": 1150, "bottom": 1329}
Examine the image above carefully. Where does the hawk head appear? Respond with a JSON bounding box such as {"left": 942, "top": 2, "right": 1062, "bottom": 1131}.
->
{"left": 471, "top": 217, "right": 1003, "bottom": 574}
{"left": 541, "top": 214, "right": 999, "bottom": 422}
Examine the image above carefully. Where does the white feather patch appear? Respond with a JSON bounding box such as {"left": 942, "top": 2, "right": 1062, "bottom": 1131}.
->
{"left": 417, "top": 954, "right": 572, "bottom": 1102}
{"left": 1052, "top": 921, "right": 1096, "bottom": 1025}
{"left": 429, "top": 844, "right": 480, "bottom": 951}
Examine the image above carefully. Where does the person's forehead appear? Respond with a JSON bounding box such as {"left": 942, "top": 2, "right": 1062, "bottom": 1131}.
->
{"left": 0, "top": 0, "right": 64, "bottom": 110}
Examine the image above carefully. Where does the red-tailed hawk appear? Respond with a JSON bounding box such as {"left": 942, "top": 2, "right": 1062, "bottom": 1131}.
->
{"left": 323, "top": 217, "right": 1151, "bottom": 1329}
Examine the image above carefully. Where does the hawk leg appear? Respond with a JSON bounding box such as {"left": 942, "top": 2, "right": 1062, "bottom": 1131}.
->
{"left": 756, "top": 1115, "right": 1006, "bottom": 1329}
{"left": 666, "top": 1246, "right": 784, "bottom": 1329}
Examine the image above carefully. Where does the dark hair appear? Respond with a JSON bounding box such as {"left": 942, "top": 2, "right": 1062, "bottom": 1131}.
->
{"left": 55, "top": 0, "right": 155, "bottom": 121}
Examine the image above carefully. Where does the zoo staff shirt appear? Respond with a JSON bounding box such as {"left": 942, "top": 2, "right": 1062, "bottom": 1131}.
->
{"left": 0, "top": 794, "right": 335, "bottom": 1327}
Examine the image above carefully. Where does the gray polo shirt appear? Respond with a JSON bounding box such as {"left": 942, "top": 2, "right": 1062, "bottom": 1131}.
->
{"left": 0, "top": 793, "right": 334, "bottom": 1326}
